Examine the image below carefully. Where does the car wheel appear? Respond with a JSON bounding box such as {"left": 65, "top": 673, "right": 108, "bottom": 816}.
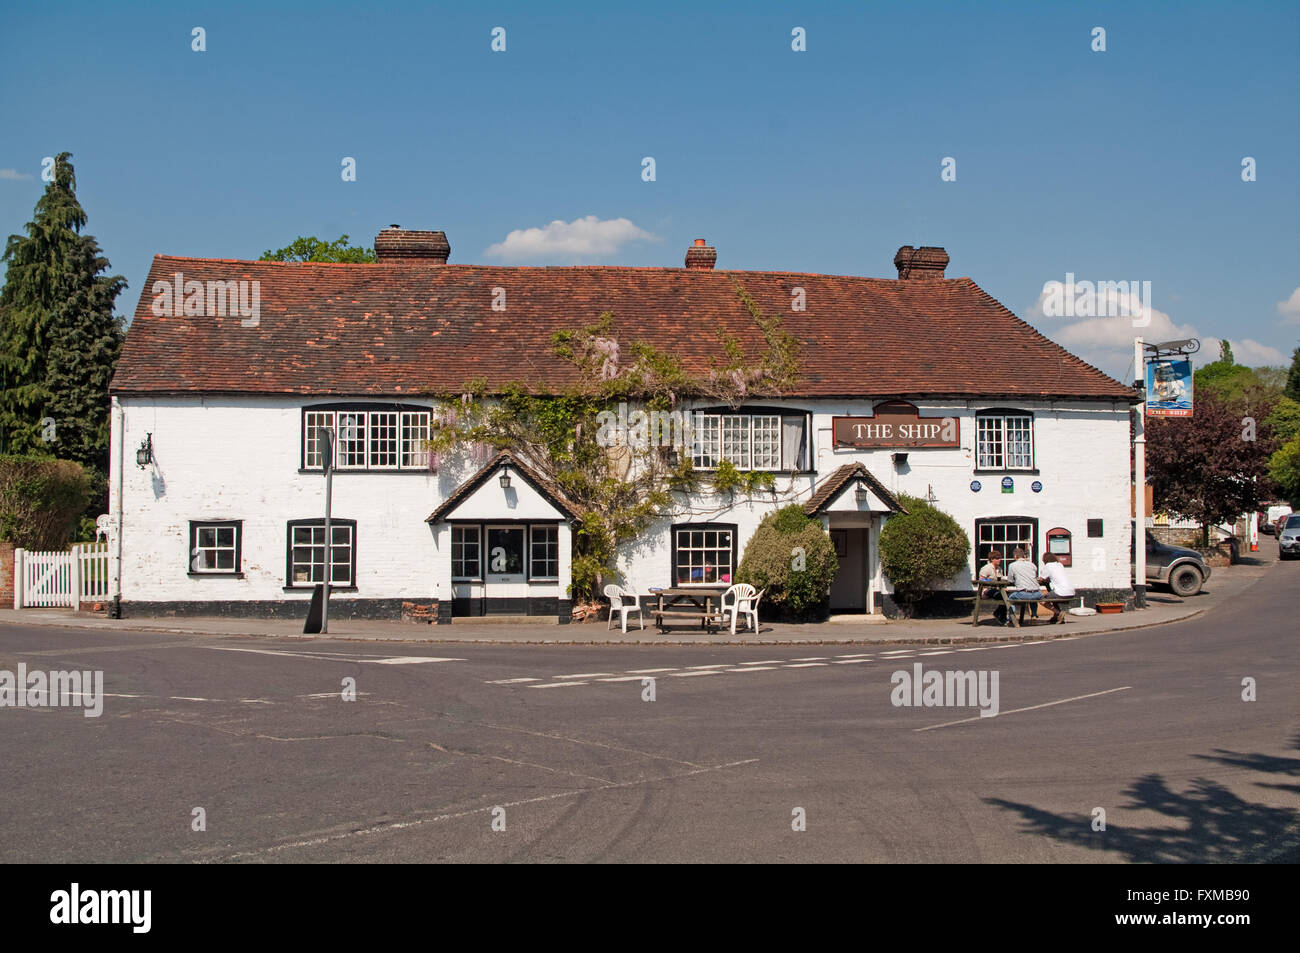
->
{"left": 1170, "top": 564, "right": 1204, "bottom": 596}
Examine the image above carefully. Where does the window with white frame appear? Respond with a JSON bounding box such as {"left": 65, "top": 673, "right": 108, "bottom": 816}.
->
{"left": 400, "top": 412, "right": 430, "bottom": 468}
{"left": 976, "top": 411, "right": 1034, "bottom": 470}
{"left": 451, "top": 526, "right": 481, "bottom": 580}
{"left": 302, "top": 407, "right": 432, "bottom": 470}
{"left": 189, "top": 521, "right": 241, "bottom": 574}
{"left": 287, "top": 519, "right": 355, "bottom": 587}
{"left": 690, "top": 411, "right": 809, "bottom": 471}
{"left": 530, "top": 525, "right": 559, "bottom": 579}
{"left": 672, "top": 524, "right": 735, "bottom": 586}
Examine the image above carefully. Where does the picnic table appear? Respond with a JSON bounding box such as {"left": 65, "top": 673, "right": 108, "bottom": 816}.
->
{"left": 970, "top": 578, "right": 1071, "bottom": 627}
{"left": 651, "top": 587, "right": 726, "bottom": 633}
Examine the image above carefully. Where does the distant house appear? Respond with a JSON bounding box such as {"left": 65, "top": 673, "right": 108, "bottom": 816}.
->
{"left": 107, "top": 229, "right": 1137, "bottom": 620}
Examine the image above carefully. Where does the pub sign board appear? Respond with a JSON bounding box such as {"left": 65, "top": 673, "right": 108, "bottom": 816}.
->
{"left": 832, "top": 401, "right": 960, "bottom": 449}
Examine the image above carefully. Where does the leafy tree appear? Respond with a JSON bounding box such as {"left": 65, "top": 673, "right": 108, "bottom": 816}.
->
{"left": 1268, "top": 436, "right": 1300, "bottom": 503}
{"left": 0, "top": 152, "right": 125, "bottom": 523}
{"left": 878, "top": 494, "right": 969, "bottom": 616}
{"left": 1146, "top": 389, "right": 1278, "bottom": 544}
{"left": 1286, "top": 346, "right": 1300, "bottom": 403}
{"left": 260, "top": 235, "right": 377, "bottom": 263}
{"left": 1264, "top": 396, "right": 1300, "bottom": 443}
{"left": 735, "top": 505, "right": 838, "bottom": 620}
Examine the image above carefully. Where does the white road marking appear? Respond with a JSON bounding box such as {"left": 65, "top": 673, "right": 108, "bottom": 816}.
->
{"left": 832, "top": 659, "right": 871, "bottom": 664}
{"left": 595, "top": 676, "right": 649, "bottom": 682}
{"left": 879, "top": 650, "right": 916, "bottom": 656}
{"left": 792, "top": 656, "right": 830, "bottom": 661}
{"left": 914, "top": 686, "right": 1133, "bottom": 732}
{"left": 485, "top": 678, "right": 541, "bottom": 684}
{"left": 686, "top": 663, "right": 730, "bottom": 669}
{"left": 784, "top": 662, "right": 828, "bottom": 668}
{"left": 834, "top": 653, "right": 874, "bottom": 659}
{"left": 956, "top": 647, "right": 994, "bottom": 652}
{"left": 920, "top": 651, "right": 954, "bottom": 656}
{"left": 200, "top": 646, "right": 463, "bottom": 664}
{"left": 530, "top": 681, "right": 589, "bottom": 689}
{"left": 556, "top": 673, "right": 614, "bottom": 679}
{"left": 670, "top": 670, "right": 723, "bottom": 677}
{"left": 625, "top": 668, "right": 678, "bottom": 674}
{"left": 214, "top": 758, "right": 762, "bottom": 861}
{"left": 992, "top": 644, "right": 1021, "bottom": 649}
{"left": 739, "top": 660, "right": 783, "bottom": 665}
{"left": 725, "top": 666, "right": 777, "bottom": 673}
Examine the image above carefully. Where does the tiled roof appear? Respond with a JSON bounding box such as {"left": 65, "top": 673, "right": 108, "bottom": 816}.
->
{"left": 111, "top": 256, "right": 1135, "bottom": 401}
{"left": 804, "top": 463, "right": 906, "bottom": 515}
{"left": 425, "top": 449, "right": 582, "bottom": 523}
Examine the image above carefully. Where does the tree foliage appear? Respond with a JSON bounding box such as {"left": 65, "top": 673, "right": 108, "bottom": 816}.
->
{"left": 734, "top": 505, "right": 838, "bottom": 620}
{"left": 1146, "top": 389, "right": 1279, "bottom": 543}
{"left": 260, "top": 235, "right": 377, "bottom": 263}
{"left": 0, "top": 455, "right": 90, "bottom": 549}
{"left": 878, "top": 494, "right": 968, "bottom": 614}
{"left": 0, "top": 152, "right": 125, "bottom": 524}
{"left": 1285, "top": 346, "right": 1300, "bottom": 403}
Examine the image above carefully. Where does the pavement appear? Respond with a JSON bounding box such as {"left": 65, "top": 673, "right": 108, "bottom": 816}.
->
{"left": 0, "top": 544, "right": 1294, "bottom": 863}
{"left": 0, "top": 543, "right": 1281, "bottom": 645}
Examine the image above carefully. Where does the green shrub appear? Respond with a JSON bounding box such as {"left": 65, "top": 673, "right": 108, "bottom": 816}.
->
{"left": 878, "top": 493, "right": 970, "bottom": 615}
{"left": 735, "top": 505, "right": 838, "bottom": 620}
{"left": 0, "top": 455, "right": 91, "bottom": 550}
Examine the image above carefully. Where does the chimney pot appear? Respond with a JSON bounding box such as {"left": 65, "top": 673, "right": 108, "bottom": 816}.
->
{"left": 894, "top": 245, "right": 949, "bottom": 279}
{"left": 376, "top": 226, "right": 450, "bottom": 264}
{"left": 685, "top": 239, "right": 716, "bottom": 270}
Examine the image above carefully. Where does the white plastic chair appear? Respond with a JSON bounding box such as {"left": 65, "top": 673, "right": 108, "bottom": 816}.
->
{"left": 604, "top": 584, "right": 645, "bottom": 633}
{"left": 720, "top": 583, "right": 757, "bottom": 634}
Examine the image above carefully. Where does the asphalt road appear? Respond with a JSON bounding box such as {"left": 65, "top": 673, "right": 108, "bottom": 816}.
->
{"left": 1, "top": 563, "right": 1296, "bottom": 863}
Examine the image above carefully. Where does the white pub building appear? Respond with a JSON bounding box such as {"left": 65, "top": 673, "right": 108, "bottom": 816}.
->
{"left": 107, "top": 230, "right": 1137, "bottom": 622}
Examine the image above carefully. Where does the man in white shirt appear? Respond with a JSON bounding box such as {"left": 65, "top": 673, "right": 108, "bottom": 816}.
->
{"left": 1038, "top": 552, "right": 1075, "bottom": 622}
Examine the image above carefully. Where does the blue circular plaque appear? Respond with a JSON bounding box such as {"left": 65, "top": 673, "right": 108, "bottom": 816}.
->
{"left": 1031, "top": 480, "right": 1043, "bottom": 493}
{"left": 970, "top": 480, "right": 982, "bottom": 492}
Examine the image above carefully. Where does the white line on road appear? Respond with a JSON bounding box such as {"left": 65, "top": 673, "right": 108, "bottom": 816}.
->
{"left": 914, "top": 686, "right": 1133, "bottom": 732}
{"left": 595, "top": 676, "right": 649, "bottom": 682}
{"left": 625, "top": 668, "right": 678, "bottom": 674}
{"left": 685, "top": 663, "right": 731, "bottom": 669}
{"left": 485, "top": 678, "right": 541, "bottom": 684}
{"left": 724, "top": 666, "right": 777, "bottom": 672}
{"left": 835, "top": 653, "right": 873, "bottom": 658}
{"left": 199, "top": 646, "right": 464, "bottom": 664}
{"left": 919, "top": 651, "right": 954, "bottom": 656}
{"left": 556, "top": 673, "right": 614, "bottom": 679}
{"left": 212, "top": 758, "right": 762, "bottom": 862}
{"left": 670, "top": 670, "right": 722, "bottom": 677}
{"left": 792, "top": 657, "right": 830, "bottom": 661}
{"left": 832, "top": 659, "right": 871, "bottom": 664}
{"left": 739, "top": 660, "right": 783, "bottom": 665}
{"left": 785, "top": 662, "right": 829, "bottom": 668}
{"left": 530, "top": 681, "right": 589, "bottom": 689}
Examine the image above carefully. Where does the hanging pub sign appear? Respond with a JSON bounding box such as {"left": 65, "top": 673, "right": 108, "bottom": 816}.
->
{"left": 1146, "top": 358, "right": 1193, "bottom": 417}
{"left": 832, "top": 401, "right": 960, "bottom": 449}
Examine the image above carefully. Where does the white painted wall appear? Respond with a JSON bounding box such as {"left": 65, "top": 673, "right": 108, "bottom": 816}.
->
{"left": 111, "top": 395, "right": 1132, "bottom": 608}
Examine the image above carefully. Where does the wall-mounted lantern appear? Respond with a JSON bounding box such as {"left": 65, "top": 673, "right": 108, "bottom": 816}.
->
{"left": 136, "top": 433, "right": 153, "bottom": 469}
{"left": 499, "top": 464, "right": 512, "bottom": 489}
{"left": 855, "top": 483, "right": 869, "bottom": 504}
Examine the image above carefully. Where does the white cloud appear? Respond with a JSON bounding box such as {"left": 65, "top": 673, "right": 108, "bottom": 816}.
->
{"left": 1025, "top": 283, "right": 1287, "bottom": 379}
{"left": 1277, "top": 287, "right": 1300, "bottom": 323}
{"left": 484, "top": 215, "right": 656, "bottom": 263}
{"left": 0, "top": 168, "right": 34, "bottom": 181}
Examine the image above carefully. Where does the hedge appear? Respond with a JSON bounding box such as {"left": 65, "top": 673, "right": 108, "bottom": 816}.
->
{"left": 735, "top": 505, "right": 838, "bottom": 621}
{"left": 0, "top": 455, "right": 91, "bottom": 550}
{"left": 878, "top": 493, "right": 970, "bottom": 616}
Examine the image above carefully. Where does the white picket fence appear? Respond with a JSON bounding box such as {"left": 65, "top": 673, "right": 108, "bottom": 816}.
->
{"left": 13, "top": 543, "right": 110, "bottom": 609}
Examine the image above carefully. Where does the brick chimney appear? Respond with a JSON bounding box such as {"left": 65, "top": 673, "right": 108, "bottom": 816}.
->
{"left": 685, "top": 238, "right": 717, "bottom": 270}
{"left": 893, "top": 245, "right": 949, "bottom": 279}
{"left": 375, "top": 225, "right": 450, "bottom": 264}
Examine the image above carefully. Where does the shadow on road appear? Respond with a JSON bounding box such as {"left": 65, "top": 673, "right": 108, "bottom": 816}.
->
{"left": 984, "top": 735, "right": 1300, "bottom": 863}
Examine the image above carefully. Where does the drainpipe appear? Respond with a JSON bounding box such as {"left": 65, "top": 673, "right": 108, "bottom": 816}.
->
{"left": 111, "top": 396, "right": 124, "bottom": 618}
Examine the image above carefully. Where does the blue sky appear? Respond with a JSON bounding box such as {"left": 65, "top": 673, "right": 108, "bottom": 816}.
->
{"left": 2, "top": 0, "right": 1297, "bottom": 382}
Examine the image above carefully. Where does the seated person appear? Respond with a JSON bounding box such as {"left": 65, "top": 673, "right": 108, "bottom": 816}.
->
{"left": 1038, "top": 552, "right": 1076, "bottom": 622}
{"left": 977, "top": 549, "right": 1007, "bottom": 622}
{"left": 1006, "top": 547, "right": 1042, "bottom": 624}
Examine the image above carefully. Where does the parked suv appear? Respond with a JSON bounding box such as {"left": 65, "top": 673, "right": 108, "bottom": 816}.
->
{"left": 1278, "top": 514, "right": 1300, "bottom": 560}
{"left": 1139, "top": 530, "right": 1212, "bottom": 596}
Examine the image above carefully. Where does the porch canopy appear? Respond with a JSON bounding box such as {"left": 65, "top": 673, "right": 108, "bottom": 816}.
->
{"left": 804, "top": 463, "right": 907, "bottom": 518}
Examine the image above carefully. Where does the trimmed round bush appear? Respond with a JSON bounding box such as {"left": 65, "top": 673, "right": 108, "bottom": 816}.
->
{"left": 878, "top": 493, "right": 970, "bottom": 615}
{"left": 736, "top": 505, "right": 838, "bottom": 621}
